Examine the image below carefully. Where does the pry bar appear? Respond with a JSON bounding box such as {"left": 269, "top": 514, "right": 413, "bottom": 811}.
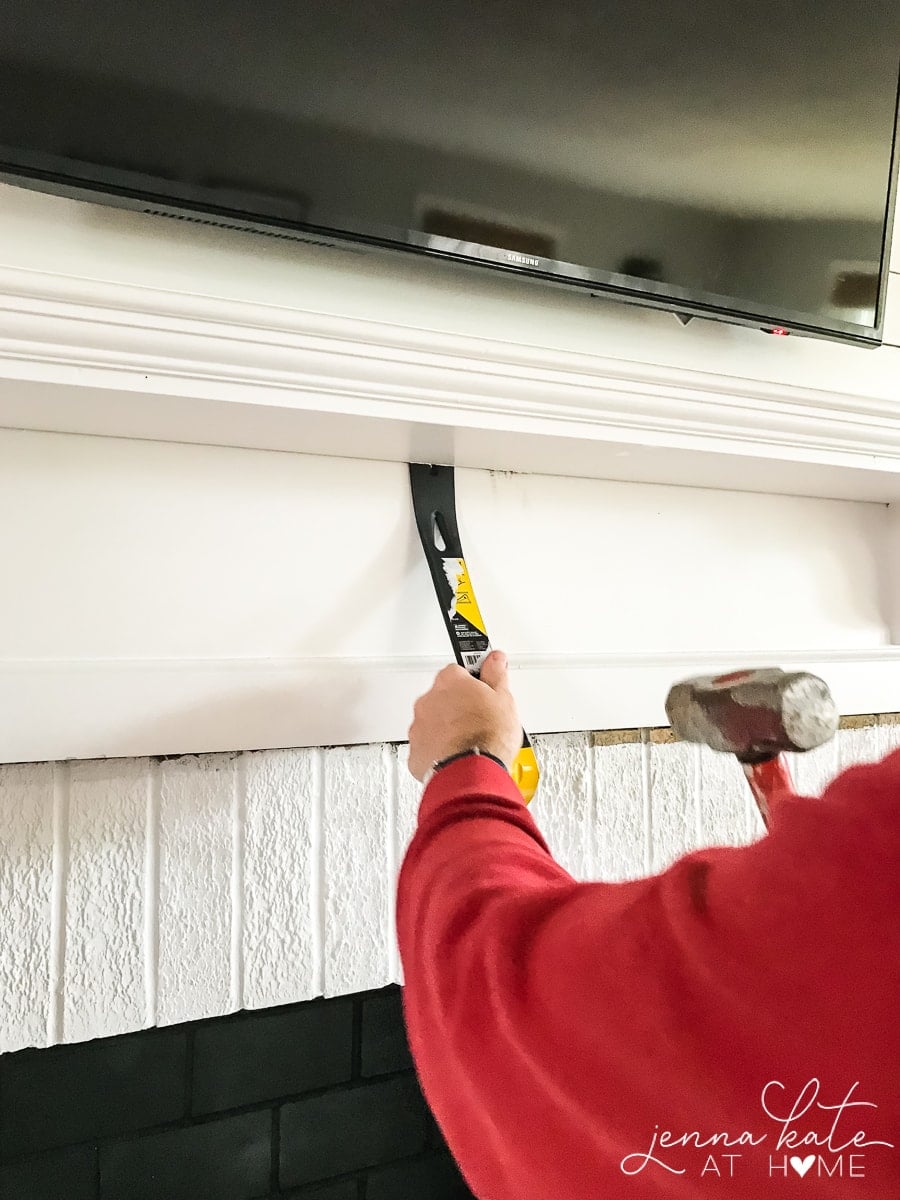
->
{"left": 409, "top": 463, "right": 539, "bottom": 804}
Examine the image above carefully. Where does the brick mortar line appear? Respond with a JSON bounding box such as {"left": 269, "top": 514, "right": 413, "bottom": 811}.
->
{"left": 47, "top": 763, "right": 70, "bottom": 1046}
{"left": 350, "top": 996, "right": 363, "bottom": 1081}
{"left": 0, "top": 1066, "right": 421, "bottom": 1166}
{"left": 270, "top": 1104, "right": 280, "bottom": 1195}
{"left": 252, "top": 1146, "right": 457, "bottom": 1200}
{"left": 3, "top": 1120, "right": 454, "bottom": 1200}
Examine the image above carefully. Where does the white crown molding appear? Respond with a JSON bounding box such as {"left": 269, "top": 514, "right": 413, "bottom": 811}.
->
{"left": 1, "top": 264, "right": 900, "bottom": 501}
{"left": 3, "top": 648, "right": 899, "bottom": 765}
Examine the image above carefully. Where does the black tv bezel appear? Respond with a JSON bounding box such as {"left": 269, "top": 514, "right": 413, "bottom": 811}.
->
{"left": 2, "top": 63, "right": 898, "bottom": 348}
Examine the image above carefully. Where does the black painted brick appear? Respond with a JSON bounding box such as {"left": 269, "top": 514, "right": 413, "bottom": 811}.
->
{"left": 360, "top": 988, "right": 412, "bottom": 1078}
{"left": 100, "top": 1110, "right": 270, "bottom": 1200}
{"left": 366, "top": 1151, "right": 474, "bottom": 1200}
{"left": 424, "top": 1102, "right": 448, "bottom": 1150}
{"left": 192, "top": 999, "right": 353, "bottom": 1115}
{"left": 280, "top": 1074, "right": 431, "bottom": 1189}
{"left": 0, "top": 1144, "right": 97, "bottom": 1200}
{"left": 277, "top": 1181, "right": 359, "bottom": 1200}
{"left": 0, "top": 1029, "right": 187, "bottom": 1157}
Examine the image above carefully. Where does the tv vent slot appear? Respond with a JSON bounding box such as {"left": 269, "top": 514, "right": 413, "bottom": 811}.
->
{"left": 141, "top": 209, "right": 340, "bottom": 249}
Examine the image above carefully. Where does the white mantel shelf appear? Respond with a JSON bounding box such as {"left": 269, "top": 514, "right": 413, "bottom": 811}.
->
{"left": 1, "top": 187, "right": 899, "bottom": 763}
{"left": 0, "top": 259, "right": 899, "bottom": 503}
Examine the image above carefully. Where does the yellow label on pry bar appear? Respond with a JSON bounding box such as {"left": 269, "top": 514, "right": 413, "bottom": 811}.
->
{"left": 442, "top": 557, "right": 487, "bottom": 635}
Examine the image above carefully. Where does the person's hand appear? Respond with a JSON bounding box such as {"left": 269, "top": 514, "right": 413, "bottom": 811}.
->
{"left": 407, "top": 650, "right": 522, "bottom": 782}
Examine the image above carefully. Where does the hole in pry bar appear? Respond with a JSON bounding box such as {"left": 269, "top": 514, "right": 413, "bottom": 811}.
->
{"left": 431, "top": 511, "right": 447, "bottom": 552}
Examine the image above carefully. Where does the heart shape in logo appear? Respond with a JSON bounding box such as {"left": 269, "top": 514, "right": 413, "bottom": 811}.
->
{"left": 790, "top": 1155, "right": 816, "bottom": 1178}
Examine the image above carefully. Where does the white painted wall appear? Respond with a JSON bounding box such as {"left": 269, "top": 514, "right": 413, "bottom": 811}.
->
{"left": 1, "top": 724, "right": 896, "bottom": 1052}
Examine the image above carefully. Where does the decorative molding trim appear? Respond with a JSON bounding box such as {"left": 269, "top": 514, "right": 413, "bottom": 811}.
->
{"left": 3, "top": 648, "right": 899, "bottom": 764}
{"left": 1, "top": 265, "right": 900, "bottom": 500}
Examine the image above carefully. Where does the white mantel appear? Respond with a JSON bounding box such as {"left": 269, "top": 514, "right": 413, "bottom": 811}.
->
{"left": 1, "top": 184, "right": 899, "bottom": 763}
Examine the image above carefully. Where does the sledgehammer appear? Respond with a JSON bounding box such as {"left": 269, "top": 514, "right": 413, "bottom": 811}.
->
{"left": 664, "top": 668, "right": 839, "bottom": 828}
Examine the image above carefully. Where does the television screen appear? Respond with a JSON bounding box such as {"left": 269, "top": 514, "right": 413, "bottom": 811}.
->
{"left": 1, "top": 1, "right": 898, "bottom": 345}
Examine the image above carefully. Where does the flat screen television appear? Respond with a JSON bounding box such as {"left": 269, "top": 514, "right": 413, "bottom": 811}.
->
{"left": 2, "top": 1, "right": 899, "bottom": 346}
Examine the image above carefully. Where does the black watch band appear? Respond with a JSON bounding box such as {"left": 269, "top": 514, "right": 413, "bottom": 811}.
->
{"left": 427, "top": 747, "right": 509, "bottom": 783}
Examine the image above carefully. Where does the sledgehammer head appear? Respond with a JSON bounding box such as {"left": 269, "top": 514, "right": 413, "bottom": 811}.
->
{"left": 665, "top": 668, "right": 838, "bottom": 763}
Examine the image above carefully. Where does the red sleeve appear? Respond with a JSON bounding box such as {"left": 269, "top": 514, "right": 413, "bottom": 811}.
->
{"left": 396, "top": 753, "right": 899, "bottom": 1200}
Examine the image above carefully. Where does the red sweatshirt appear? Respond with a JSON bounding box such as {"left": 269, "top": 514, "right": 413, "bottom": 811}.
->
{"left": 396, "top": 751, "right": 899, "bottom": 1199}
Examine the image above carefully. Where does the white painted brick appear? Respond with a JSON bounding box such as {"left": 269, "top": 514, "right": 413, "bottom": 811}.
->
{"left": 5, "top": 718, "right": 900, "bottom": 1049}
{"left": 530, "top": 733, "right": 593, "bottom": 879}
{"left": 787, "top": 739, "right": 840, "bottom": 797}
{"left": 698, "top": 747, "right": 764, "bottom": 847}
{"left": 878, "top": 720, "right": 900, "bottom": 754}
{"left": 648, "top": 740, "right": 701, "bottom": 870}
{"left": 592, "top": 740, "right": 646, "bottom": 882}
{"left": 243, "top": 748, "right": 317, "bottom": 1009}
{"left": 696, "top": 749, "right": 734, "bottom": 843}
{"left": 836, "top": 724, "right": 891, "bottom": 771}
{"left": 64, "top": 759, "right": 147, "bottom": 1043}
{"left": 393, "top": 743, "right": 421, "bottom": 865}
{"left": 392, "top": 743, "right": 427, "bottom": 986}
{"left": 0, "top": 763, "right": 54, "bottom": 1051}
{"left": 322, "top": 745, "right": 390, "bottom": 996}
{"left": 157, "top": 754, "right": 234, "bottom": 1025}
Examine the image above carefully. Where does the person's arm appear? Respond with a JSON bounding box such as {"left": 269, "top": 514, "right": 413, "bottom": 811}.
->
{"left": 397, "top": 751, "right": 731, "bottom": 1199}
{"left": 397, "top": 655, "right": 899, "bottom": 1200}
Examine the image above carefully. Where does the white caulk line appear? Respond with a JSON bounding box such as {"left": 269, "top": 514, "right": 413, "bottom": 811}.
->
{"left": 48, "top": 761, "right": 71, "bottom": 1045}
{"left": 641, "top": 729, "right": 652, "bottom": 874}
{"left": 310, "top": 748, "right": 326, "bottom": 997}
{"left": 694, "top": 742, "right": 704, "bottom": 848}
{"left": 230, "top": 752, "right": 247, "bottom": 1013}
{"left": 586, "top": 733, "right": 598, "bottom": 879}
{"left": 144, "top": 759, "right": 161, "bottom": 1027}
{"left": 385, "top": 744, "right": 401, "bottom": 983}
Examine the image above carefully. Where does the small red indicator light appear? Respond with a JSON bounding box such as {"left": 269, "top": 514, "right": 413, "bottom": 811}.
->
{"left": 770, "top": 327, "right": 789, "bottom": 336}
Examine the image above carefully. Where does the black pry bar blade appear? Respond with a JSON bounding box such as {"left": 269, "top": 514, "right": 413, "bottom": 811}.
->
{"left": 409, "top": 463, "right": 539, "bottom": 803}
